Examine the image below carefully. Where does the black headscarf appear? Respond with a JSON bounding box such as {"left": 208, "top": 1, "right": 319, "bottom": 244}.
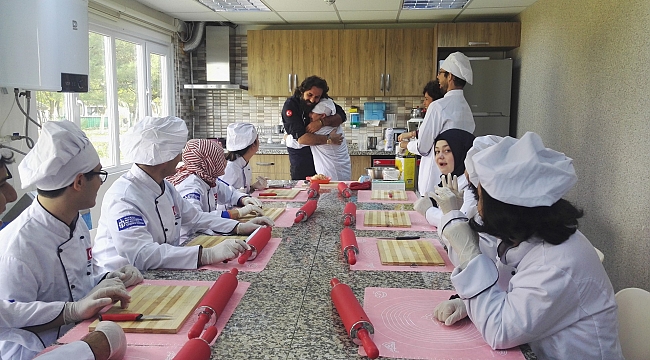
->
{"left": 434, "top": 128, "right": 475, "bottom": 182}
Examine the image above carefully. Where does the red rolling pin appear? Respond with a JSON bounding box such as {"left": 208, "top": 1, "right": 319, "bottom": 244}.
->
{"left": 187, "top": 268, "right": 239, "bottom": 339}
{"left": 307, "top": 182, "right": 320, "bottom": 199}
{"left": 330, "top": 278, "right": 379, "bottom": 359}
{"left": 173, "top": 326, "right": 217, "bottom": 360}
{"left": 237, "top": 225, "right": 272, "bottom": 264}
{"left": 340, "top": 227, "right": 359, "bottom": 265}
{"left": 338, "top": 182, "right": 351, "bottom": 198}
{"left": 342, "top": 202, "right": 356, "bottom": 226}
{"left": 294, "top": 199, "right": 318, "bottom": 223}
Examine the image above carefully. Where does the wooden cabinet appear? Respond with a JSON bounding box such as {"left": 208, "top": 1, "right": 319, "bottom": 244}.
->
{"left": 350, "top": 155, "right": 371, "bottom": 181}
{"left": 438, "top": 22, "right": 520, "bottom": 49}
{"left": 248, "top": 30, "right": 341, "bottom": 96}
{"left": 250, "top": 154, "right": 291, "bottom": 180}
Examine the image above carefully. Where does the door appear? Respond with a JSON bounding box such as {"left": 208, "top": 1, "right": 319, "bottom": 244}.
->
{"left": 292, "top": 30, "right": 342, "bottom": 96}
{"left": 248, "top": 30, "right": 294, "bottom": 96}
{"left": 339, "top": 29, "right": 386, "bottom": 96}
{"left": 463, "top": 59, "right": 512, "bottom": 115}
{"left": 385, "top": 28, "right": 436, "bottom": 96}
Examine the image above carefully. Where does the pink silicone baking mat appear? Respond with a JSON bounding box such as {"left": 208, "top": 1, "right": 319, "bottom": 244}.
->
{"left": 360, "top": 288, "right": 525, "bottom": 359}
{"left": 350, "top": 237, "right": 453, "bottom": 272}
{"left": 199, "top": 238, "right": 281, "bottom": 272}
{"left": 39, "top": 344, "right": 182, "bottom": 359}
{"left": 356, "top": 190, "right": 419, "bottom": 204}
{"left": 251, "top": 189, "right": 309, "bottom": 202}
{"left": 58, "top": 279, "right": 250, "bottom": 347}
{"left": 272, "top": 208, "right": 298, "bottom": 227}
{"left": 355, "top": 211, "right": 437, "bottom": 231}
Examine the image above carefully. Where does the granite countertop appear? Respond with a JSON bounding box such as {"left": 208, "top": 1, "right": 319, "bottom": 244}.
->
{"left": 257, "top": 144, "right": 395, "bottom": 156}
{"left": 145, "top": 190, "right": 536, "bottom": 360}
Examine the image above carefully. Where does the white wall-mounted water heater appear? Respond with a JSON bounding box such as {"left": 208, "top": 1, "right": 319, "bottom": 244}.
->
{"left": 0, "top": 0, "right": 89, "bottom": 92}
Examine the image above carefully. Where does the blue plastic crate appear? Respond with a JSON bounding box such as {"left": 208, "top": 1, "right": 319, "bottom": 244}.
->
{"left": 363, "top": 102, "right": 386, "bottom": 121}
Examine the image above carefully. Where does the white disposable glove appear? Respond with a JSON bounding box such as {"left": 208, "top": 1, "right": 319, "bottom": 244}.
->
{"left": 234, "top": 204, "right": 264, "bottom": 218}
{"left": 94, "top": 321, "right": 127, "bottom": 360}
{"left": 443, "top": 221, "right": 481, "bottom": 269}
{"left": 63, "top": 284, "right": 131, "bottom": 323}
{"left": 430, "top": 174, "right": 464, "bottom": 215}
{"left": 241, "top": 196, "right": 263, "bottom": 208}
{"left": 413, "top": 196, "right": 434, "bottom": 216}
{"left": 433, "top": 298, "right": 467, "bottom": 325}
{"left": 201, "top": 239, "right": 250, "bottom": 264}
{"left": 251, "top": 176, "right": 268, "bottom": 191}
{"left": 105, "top": 265, "right": 144, "bottom": 288}
{"left": 235, "top": 216, "right": 275, "bottom": 235}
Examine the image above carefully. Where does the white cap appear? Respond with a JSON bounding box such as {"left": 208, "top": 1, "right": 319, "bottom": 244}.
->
{"left": 226, "top": 123, "right": 257, "bottom": 152}
{"left": 472, "top": 132, "right": 577, "bottom": 207}
{"left": 121, "top": 116, "right": 188, "bottom": 166}
{"left": 465, "top": 135, "right": 504, "bottom": 187}
{"left": 312, "top": 98, "right": 336, "bottom": 116}
{"left": 19, "top": 121, "right": 100, "bottom": 190}
{"left": 440, "top": 52, "right": 473, "bottom": 85}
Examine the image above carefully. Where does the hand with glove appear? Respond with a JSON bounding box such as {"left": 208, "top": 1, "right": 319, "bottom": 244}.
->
{"left": 63, "top": 284, "right": 131, "bottom": 323}
{"left": 231, "top": 204, "right": 264, "bottom": 219}
{"left": 443, "top": 220, "right": 481, "bottom": 269}
{"left": 105, "top": 265, "right": 144, "bottom": 288}
{"left": 413, "top": 196, "right": 434, "bottom": 216}
{"left": 251, "top": 176, "right": 268, "bottom": 191}
{"left": 241, "top": 196, "right": 263, "bottom": 208}
{"left": 201, "top": 239, "right": 250, "bottom": 265}
{"left": 430, "top": 174, "right": 464, "bottom": 215}
{"left": 433, "top": 298, "right": 467, "bottom": 325}
{"left": 235, "top": 216, "right": 275, "bottom": 235}
{"left": 81, "top": 321, "right": 127, "bottom": 360}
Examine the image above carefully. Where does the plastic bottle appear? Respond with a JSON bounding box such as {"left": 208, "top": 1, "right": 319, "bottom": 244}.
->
{"left": 384, "top": 127, "right": 394, "bottom": 151}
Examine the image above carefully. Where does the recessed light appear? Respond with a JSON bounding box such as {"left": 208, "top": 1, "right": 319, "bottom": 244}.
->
{"left": 196, "top": 0, "right": 271, "bottom": 12}
{"left": 402, "top": 0, "right": 470, "bottom": 10}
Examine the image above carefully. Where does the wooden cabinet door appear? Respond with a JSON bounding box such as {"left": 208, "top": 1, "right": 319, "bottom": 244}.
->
{"left": 339, "top": 29, "right": 386, "bottom": 96}
{"left": 438, "top": 23, "right": 520, "bottom": 48}
{"left": 248, "top": 30, "right": 294, "bottom": 96}
{"left": 350, "top": 155, "right": 371, "bottom": 181}
{"left": 385, "top": 28, "right": 437, "bottom": 96}
{"left": 437, "top": 23, "right": 458, "bottom": 48}
{"left": 292, "top": 30, "right": 342, "bottom": 96}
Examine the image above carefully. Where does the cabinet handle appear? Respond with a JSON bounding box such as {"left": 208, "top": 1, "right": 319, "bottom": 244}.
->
{"left": 256, "top": 162, "right": 275, "bottom": 166}
{"left": 386, "top": 74, "right": 391, "bottom": 92}
{"left": 468, "top": 41, "right": 489, "bottom": 46}
{"left": 380, "top": 73, "right": 384, "bottom": 91}
{"left": 294, "top": 74, "right": 297, "bottom": 92}
{"left": 288, "top": 74, "right": 292, "bottom": 93}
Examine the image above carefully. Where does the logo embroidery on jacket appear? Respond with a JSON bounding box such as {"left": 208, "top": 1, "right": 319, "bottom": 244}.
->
{"left": 86, "top": 247, "right": 92, "bottom": 260}
{"left": 172, "top": 205, "right": 181, "bottom": 219}
{"left": 117, "top": 215, "right": 146, "bottom": 231}
{"left": 183, "top": 192, "right": 201, "bottom": 201}
{"left": 286, "top": 109, "right": 293, "bottom": 117}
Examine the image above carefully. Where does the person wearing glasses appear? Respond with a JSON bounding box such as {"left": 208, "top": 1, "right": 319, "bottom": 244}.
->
{"left": 0, "top": 121, "right": 141, "bottom": 360}
{"left": 398, "top": 52, "right": 475, "bottom": 196}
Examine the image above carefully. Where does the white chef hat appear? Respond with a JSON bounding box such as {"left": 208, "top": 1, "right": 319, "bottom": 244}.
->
{"left": 440, "top": 52, "right": 473, "bottom": 85}
{"left": 472, "top": 132, "right": 577, "bottom": 207}
{"left": 19, "top": 121, "right": 100, "bottom": 190}
{"left": 312, "top": 98, "right": 336, "bottom": 116}
{"left": 121, "top": 116, "right": 188, "bottom": 166}
{"left": 226, "top": 123, "right": 258, "bottom": 152}
{"left": 465, "top": 135, "right": 504, "bottom": 187}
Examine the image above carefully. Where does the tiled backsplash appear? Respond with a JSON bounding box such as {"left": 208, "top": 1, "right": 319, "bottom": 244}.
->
{"left": 175, "top": 33, "right": 426, "bottom": 148}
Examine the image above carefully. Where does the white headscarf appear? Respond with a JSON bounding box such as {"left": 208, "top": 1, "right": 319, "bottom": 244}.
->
{"left": 121, "top": 116, "right": 188, "bottom": 166}
{"left": 19, "top": 121, "right": 99, "bottom": 190}
{"left": 472, "top": 132, "right": 577, "bottom": 207}
{"left": 440, "top": 52, "right": 473, "bottom": 85}
{"left": 226, "top": 123, "right": 257, "bottom": 152}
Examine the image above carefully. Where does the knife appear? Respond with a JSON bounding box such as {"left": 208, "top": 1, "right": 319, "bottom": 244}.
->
{"left": 377, "top": 236, "right": 420, "bottom": 240}
{"left": 98, "top": 313, "right": 173, "bottom": 321}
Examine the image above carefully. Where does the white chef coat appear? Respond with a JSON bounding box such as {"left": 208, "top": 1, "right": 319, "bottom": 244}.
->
{"left": 0, "top": 199, "right": 102, "bottom": 360}
{"left": 285, "top": 126, "right": 351, "bottom": 181}
{"left": 438, "top": 211, "right": 623, "bottom": 360}
{"left": 220, "top": 157, "right": 251, "bottom": 193}
{"left": 35, "top": 341, "right": 94, "bottom": 360}
{"left": 174, "top": 174, "right": 246, "bottom": 213}
{"left": 407, "top": 89, "right": 474, "bottom": 196}
{"left": 93, "top": 164, "right": 239, "bottom": 272}
{"left": 424, "top": 174, "right": 477, "bottom": 228}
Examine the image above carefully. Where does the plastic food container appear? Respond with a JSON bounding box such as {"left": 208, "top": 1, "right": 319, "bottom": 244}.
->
{"left": 382, "top": 168, "right": 400, "bottom": 181}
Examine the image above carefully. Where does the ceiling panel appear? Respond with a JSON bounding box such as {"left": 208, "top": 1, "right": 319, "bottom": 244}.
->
{"left": 277, "top": 11, "right": 340, "bottom": 22}
{"left": 263, "top": 0, "right": 338, "bottom": 12}
{"left": 332, "top": 0, "right": 402, "bottom": 11}
{"left": 134, "top": 0, "right": 209, "bottom": 13}
{"left": 398, "top": 9, "right": 461, "bottom": 22}
{"left": 338, "top": 11, "right": 399, "bottom": 22}
{"left": 164, "top": 12, "right": 229, "bottom": 21}
{"left": 456, "top": 7, "right": 526, "bottom": 21}
{"left": 215, "top": 11, "right": 287, "bottom": 24}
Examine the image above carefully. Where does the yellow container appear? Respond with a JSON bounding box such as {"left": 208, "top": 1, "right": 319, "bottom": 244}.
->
{"left": 395, "top": 153, "right": 416, "bottom": 190}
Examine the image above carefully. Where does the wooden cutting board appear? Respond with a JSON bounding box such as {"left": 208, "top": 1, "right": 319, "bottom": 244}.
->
{"left": 239, "top": 207, "right": 285, "bottom": 222}
{"left": 364, "top": 210, "right": 411, "bottom": 227}
{"left": 187, "top": 235, "right": 248, "bottom": 248}
{"left": 89, "top": 284, "right": 209, "bottom": 333}
{"left": 370, "top": 190, "right": 408, "bottom": 201}
{"left": 377, "top": 240, "right": 445, "bottom": 266}
{"left": 258, "top": 189, "right": 301, "bottom": 199}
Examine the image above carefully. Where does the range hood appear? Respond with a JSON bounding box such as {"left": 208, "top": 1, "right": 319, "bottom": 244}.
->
{"left": 184, "top": 26, "right": 247, "bottom": 90}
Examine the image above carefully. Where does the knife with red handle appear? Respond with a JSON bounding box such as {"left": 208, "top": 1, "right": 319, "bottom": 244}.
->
{"left": 258, "top": 192, "right": 277, "bottom": 197}
{"left": 98, "top": 313, "right": 172, "bottom": 321}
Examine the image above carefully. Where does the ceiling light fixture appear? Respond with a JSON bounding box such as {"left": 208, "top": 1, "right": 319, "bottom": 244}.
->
{"left": 402, "top": 0, "right": 470, "bottom": 10}
{"left": 324, "top": 0, "right": 335, "bottom": 5}
{"left": 196, "top": 0, "right": 271, "bottom": 12}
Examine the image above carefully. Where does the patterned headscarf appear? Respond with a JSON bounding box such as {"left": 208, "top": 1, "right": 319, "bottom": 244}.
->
{"left": 167, "top": 139, "right": 227, "bottom": 188}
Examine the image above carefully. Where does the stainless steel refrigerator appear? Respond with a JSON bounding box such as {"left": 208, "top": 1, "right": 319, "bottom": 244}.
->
{"left": 439, "top": 58, "right": 513, "bottom": 137}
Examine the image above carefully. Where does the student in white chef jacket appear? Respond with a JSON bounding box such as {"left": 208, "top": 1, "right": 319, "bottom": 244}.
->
{"left": 398, "top": 52, "right": 475, "bottom": 196}
{"left": 412, "top": 129, "right": 475, "bottom": 228}
{"left": 167, "top": 139, "right": 265, "bottom": 241}
{"left": 0, "top": 122, "right": 140, "bottom": 360}
{"left": 220, "top": 123, "right": 267, "bottom": 193}
{"left": 93, "top": 116, "right": 274, "bottom": 273}
{"left": 432, "top": 132, "right": 623, "bottom": 360}
{"left": 284, "top": 98, "right": 351, "bottom": 181}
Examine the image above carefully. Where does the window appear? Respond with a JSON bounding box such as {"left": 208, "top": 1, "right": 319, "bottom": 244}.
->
{"left": 37, "top": 22, "right": 173, "bottom": 170}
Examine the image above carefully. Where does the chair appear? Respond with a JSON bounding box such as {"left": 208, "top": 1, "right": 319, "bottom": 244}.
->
{"left": 594, "top": 247, "right": 605, "bottom": 263}
{"left": 615, "top": 288, "right": 650, "bottom": 360}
